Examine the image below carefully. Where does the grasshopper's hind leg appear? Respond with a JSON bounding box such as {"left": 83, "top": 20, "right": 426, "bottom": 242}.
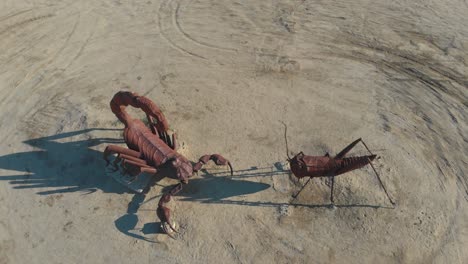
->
{"left": 334, "top": 138, "right": 362, "bottom": 159}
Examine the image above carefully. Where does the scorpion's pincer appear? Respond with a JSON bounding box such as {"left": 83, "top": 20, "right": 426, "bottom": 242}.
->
{"left": 161, "top": 221, "right": 178, "bottom": 239}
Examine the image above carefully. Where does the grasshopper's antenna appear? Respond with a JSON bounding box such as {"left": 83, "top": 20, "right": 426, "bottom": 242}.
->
{"left": 281, "top": 121, "right": 291, "bottom": 160}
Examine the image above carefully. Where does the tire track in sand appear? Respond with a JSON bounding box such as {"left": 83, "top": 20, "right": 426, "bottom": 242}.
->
{"left": 158, "top": 0, "right": 305, "bottom": 74}
{"left": 174, "top": 0, "right": 238, "bottom": 53}
{"left": 158, "top": 0, "right": 208, "bottom": 60}
{"left": 158, "top": 0, "right": 252, "bottom": 61}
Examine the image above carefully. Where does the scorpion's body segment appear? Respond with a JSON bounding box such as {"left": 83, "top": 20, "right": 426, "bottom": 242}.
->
{"left": 124, "top": 119, "right": 178, "bottom": 168}
{"left": 104, "top": 91, "right": 233, "bottom": 238}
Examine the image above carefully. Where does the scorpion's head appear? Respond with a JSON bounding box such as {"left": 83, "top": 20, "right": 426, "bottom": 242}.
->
{"left": 170, "top": 155, "right": 193, "bottom": 184}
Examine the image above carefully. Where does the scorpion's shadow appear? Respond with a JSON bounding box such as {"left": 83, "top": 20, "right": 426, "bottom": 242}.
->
{"left": 0, "top": 128, "right": 129, "bottom": 195}
{"left": 114, "top": 166, "right": 277, "bottom": 241}
{"left": 115, "top": 163, "right": 391, "bottom": 242}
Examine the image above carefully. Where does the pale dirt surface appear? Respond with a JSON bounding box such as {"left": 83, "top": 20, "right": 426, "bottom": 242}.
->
{"left": 0, "top": 0, "right": 467, "bottom": 263}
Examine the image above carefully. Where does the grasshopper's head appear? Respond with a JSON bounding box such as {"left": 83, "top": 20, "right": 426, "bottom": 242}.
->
{"left": 288, "top": 152, "right": 308, "bottom": 178}
{"left": 280, "top": 121, "right": 308, "bottom": 178}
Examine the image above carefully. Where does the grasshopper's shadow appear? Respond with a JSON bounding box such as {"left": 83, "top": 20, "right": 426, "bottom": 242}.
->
{"left": 180, "top": 166, "right": 393, "bottom": 209}
{"left": 0, "top": 128, "right": 129, "bottom": 195}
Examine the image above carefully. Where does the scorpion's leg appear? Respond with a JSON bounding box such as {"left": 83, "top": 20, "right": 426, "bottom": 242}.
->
{"left": 146, "top": 114, "right": 159, "bottom": 136}
{"left": 110, "top": 154, "right": 142, "bottom": 173}
{"left": 171, "top": 133, "right": 177, "bottom": 150}
{"left": 157, "top": 182, "right": 184, "bottom": 238}
{"left": 104, "top": 145, "right": 141, "bottom": 166}
{"left": 119, "top": 154, "right": 148, "bottom": 166}
{"left": 193, "top": 154, "right": 233, "bottom": 175}
{"left": 147, "top": 114, "right": 177, "bottom": 150}
{"left": 120, "top": 159, "right": 157, "bottom": 183}
{"left": 121, "top": 159, "right": 157, "bottom": 174}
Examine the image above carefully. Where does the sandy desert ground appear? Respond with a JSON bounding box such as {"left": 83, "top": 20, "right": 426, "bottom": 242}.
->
{"left": 0, "top": 0, "right": 467, "bottom": 263}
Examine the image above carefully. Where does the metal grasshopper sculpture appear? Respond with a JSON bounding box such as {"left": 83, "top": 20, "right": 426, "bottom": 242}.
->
{"left": 282, "top": 123, "right": 395, "bottom": 205}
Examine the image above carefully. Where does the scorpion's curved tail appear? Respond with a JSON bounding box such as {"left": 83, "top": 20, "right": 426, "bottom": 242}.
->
{"left": 110, "top": 91, "right": 169, "bottom": 132}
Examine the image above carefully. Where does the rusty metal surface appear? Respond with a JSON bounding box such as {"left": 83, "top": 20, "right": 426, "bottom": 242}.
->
{"left": 104, "top": 91, "right": 233, "bottom": 238}
{"left": 283, "top": 124, "right": 394, "bottom": 205}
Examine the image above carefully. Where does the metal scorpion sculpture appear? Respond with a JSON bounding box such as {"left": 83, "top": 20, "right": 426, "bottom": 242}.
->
{"left": 282, "top": 123, "right": 395, "bottom": 205}
{"left": 104, "top": 91, "right": 233, "bottom": 237}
